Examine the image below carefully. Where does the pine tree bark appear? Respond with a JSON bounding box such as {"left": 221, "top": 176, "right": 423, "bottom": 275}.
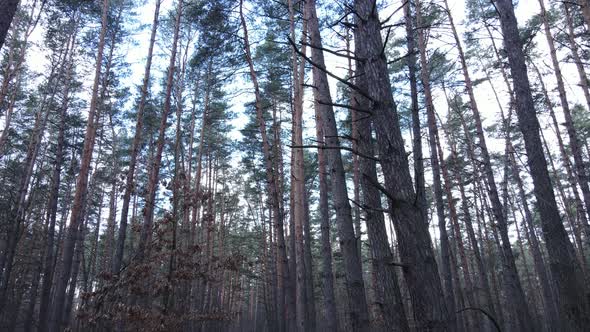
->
{"left": 495, "top": 0, "right": 590, "bottom": 329}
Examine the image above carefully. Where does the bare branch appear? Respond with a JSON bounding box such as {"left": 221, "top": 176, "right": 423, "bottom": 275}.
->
{"left": 289, "top": 145, "right": 380, "bottom": 162}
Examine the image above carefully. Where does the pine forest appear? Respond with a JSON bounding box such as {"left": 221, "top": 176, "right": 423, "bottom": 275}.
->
{"left": 1, "top": 0, "right": 590, "bottom": 331}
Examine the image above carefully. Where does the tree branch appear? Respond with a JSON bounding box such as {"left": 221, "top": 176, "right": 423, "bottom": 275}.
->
{"left": 287, "top": 36, "right": 374, "bottom": 102}
{"left": 289, "top": 144, "right": 380, "bottom": 162}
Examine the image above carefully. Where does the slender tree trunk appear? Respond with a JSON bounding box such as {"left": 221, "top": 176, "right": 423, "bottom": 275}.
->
{"left": 136, "top": 1, "right": 181, "bottom": 263}
{"left": 240, "top": 2, "right": 290, "bottom": 330}
{"left": 403, "top": 0, "right": 427, "bottom": 220}
{"left": 49, "top": 0, "right": 109, "bottom": 329}
{"left": 564, "top": 4, "right": 590, "bottom": 114}
{"left": 447, "top": 1, "right": 534, "bottom": 329}
{"left": 302, "top": 188, "right": 316, "bottom": 331}
{"left": 113, "top": 0, "right": 161, "bottom": 274}
{"left": 289, "top": 0, "right": 308, "bottom": 329}
{"left": 495, "top": 0, "right": 590, "bottom": 329}
{"left": 415, "top": 2, "right": 457, "bottom": 328}
{"left": 304, "top": 1, "right": 371, "bottom": 330}
{"left": 23, "top": 239, "right": 43, "bottom": 332}
{"left": 539, "top": 0, "right": 590, "bottom": 231}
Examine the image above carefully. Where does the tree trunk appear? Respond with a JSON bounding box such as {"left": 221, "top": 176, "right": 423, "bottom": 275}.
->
{"left": 136, "top": 1, "right": 181, "bottom": 262}
{"left": 495, "top": 0, "right": 590, "bottom": 329}
{"left": 403, "top": 0, "right": 427, "bottom": 220}
{"left": 113, "top": 0, "right": 161, "bottom": 274}
{"left": 49, "top": 0, "right": 109, "bottom": 329}
{"left": 240, "top": 2, "right": 290, "bottom": 330}
{"left": 415, "top": 1, "right": 457, "bottom": 328}
{"left": 353, "top": 0, "right": 448, "bottom": 329}
{"left": 306, "top": 1, "right": 371, "bottom": 330}
{"left": 313, "top": 82, "right": 338, "bottom": 332}
{"left": 0, "top": 0, "right": 19, "bottom": 52}
{"left": 564, "top": 4, "right": 590, "bottom": 114}
{"left": 352, "top": 87, "right": 409, "bottom": 331}
{"left": 302, "top": 189, "right": 316, "bottom": 331}
{"left": 289, "top": 0, "right": 307, "bottom": 329}
{"left": 447, "top": 1, "right": 535, "bottom": 329}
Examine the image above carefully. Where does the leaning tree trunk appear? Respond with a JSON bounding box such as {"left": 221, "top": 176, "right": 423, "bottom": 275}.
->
{"left": 352, "top": 87, "right": 410, "bottom": 331}
{"left": 49, "top": 0, "right": 109, "bottom": 330}
{"left": 113, "top": 0, "right": 161, "bottom": 274}
{"left": 445, "top": 1, "right": 534, "bottom": 329}
{"left": 495, "top": 0, "right": 590, "bottom": 329}
{"left": 415, "top": 1, "right": 457, "bottom": 328}
{"left": 240, "top": 2, "right": 290, "bottom": 330}
{"left": 305, "top": 0, "right": 371, "bottom": 330}
{"left": 136, "top": 0, "right": 181, "bottom": 262}
{"left": 403, "top": 0, "right": 427, "bottom": 220}
{"left": 564, "top": 4, "right": 590, "bottom": 114}
{"left": 353, "top": 0, "right": 449, "bottom": 329}
{"left": 538, "top": 0, "right": 590, "bottom": 238}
